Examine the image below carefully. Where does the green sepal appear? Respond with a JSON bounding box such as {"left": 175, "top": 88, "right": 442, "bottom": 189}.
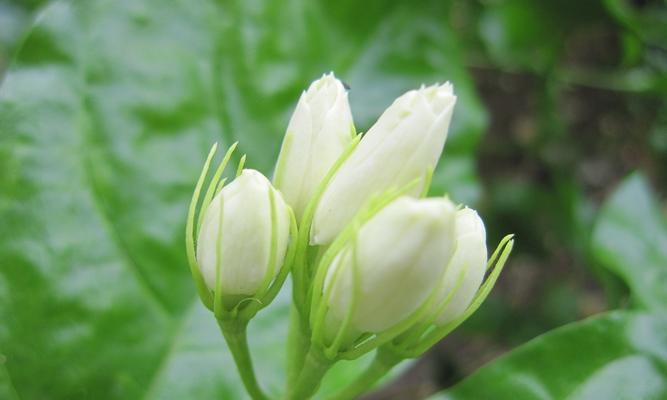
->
{"left": 197, "top": 142, "right": 238, "bottom": 232}
{"left": 186, "top": 143, "right": 295, "bottom": 322}
{"left": 185, "top": 143, "right": 220, "bottom": 310}
{"left": 185, "top": 142, "right": 238, "bottom": 312}
{"left": 420, "top": 166, "right": 434, "bottom": 198}
{"left": 213, "top": 191, "right": 227, "bottom": 318}
{"left": 292, "top": 134, "right": 361, "bottom": 317}
{"left": 236, "top": 154, "right": 247, "bottom": 177}
{"left": 272, "top": 131, "right": 294, "bottom": 190}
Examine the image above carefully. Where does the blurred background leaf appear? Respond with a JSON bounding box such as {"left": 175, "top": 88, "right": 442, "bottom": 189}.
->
{"left": 592, "top": 173, "right": 667, "bottom": 311}
{"left": 429, "top": 311, "right": 667, "bottom": 400}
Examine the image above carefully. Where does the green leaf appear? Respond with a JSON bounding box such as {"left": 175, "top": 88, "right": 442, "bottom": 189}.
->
{"left": 428, "top": 311, "right": 667, "bottom": 400}
{"left": 592, "top": 173, "right": 667, "bottom": 311}
{"left": 0, "top": 0, "right": 48, "bottom": 68}
{"left": 0, "top": 0, "right": 482, "bottom": 398}
{"left": 477, "top": 0, "right": 611, "bottom": 74}
{"left": 429, "top": 156, "right": 481, "bottom": 206}
{"left": 605, "top": 0, "right": 667, "bottom": 50}
{"left": 479, "top": 0, "right": 562, "bottom": 72}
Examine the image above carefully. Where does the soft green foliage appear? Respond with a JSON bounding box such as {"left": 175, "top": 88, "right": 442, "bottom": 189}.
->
{"left": 429, "top": 311, "right": 667, "bottom": 400}
{"left": 592, "top": 173, "right": 667, "bottom": 311}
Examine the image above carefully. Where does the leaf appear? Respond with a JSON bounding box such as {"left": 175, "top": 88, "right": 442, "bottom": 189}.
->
{"left": 592, "top": 173, "right": 667, "bottom": 311}
{"left": 477, "top": 0, "right": 609, "bottom": 73}
{"left": 429, "top": 156, "right": 481, "bottom": 206}
{"left": 0, "top": 0, "right": 483, "bottom": 398}
{"left": 604, "top": 0, "right": 667, "bottom": 50}
{"left": 0, "top": 358, "right": 20, "bottom": 400}
{"left": 479, "top": 0, "right": 562, "bottom": 72}
{"left": 428, "top": 311, "right": 667, "bottom": 400}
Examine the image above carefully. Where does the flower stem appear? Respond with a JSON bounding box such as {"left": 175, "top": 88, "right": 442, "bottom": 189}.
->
{"left": 218, "top": 319, "right": 269, "bottom": 400}
{"left": 285, "top": 347, "right": 332, "bottom": 400}
{"left": 286, "top": 304, "right": 310, "bottom": 388}
{"left": 327, "top": 348, "right": 401, "bottom": 400}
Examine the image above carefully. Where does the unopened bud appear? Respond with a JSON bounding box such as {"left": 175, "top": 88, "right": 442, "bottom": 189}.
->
{"left": 196, "top": 169, "right": 291, "bottom": 305}
{"left": 311, "top": 83, "right": 457, "bottom": 245}
{"left": 273, "top": 72, "right": 355, "bottom": 221}
{"left": 320, "top": 197, "right": 457, "bottom": 343}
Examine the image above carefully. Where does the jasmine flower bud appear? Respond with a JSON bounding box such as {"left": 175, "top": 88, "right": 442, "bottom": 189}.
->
{"left": 317, "top": 196, "right": 457, "bottom": 346}
{"left": 273, "top": 72, "right": 355, "bottom": 221}
{"left": 311, "top": 83, "right": 457, "bottom": 245}
{"left": 433, "top": 207, "right": 488, "bottom": 325}
{"left": 196, "top": 169, "right": 291, "bottom": 305}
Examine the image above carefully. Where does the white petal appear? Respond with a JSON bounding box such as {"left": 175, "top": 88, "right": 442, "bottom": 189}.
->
{"left": 311, "top": 83, "right": 456, "bottom": 245}
{"left": 325, "top": 197, "right": 457, "bottom": 333}
{"left": 435, "top": 207, "right": 488, "bottom": 325}
{"left": 274, "top": 73, "right": 354, "bottom": 221}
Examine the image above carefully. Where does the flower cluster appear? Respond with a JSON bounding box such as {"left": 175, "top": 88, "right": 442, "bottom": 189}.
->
{"left": 185, "top": 73, "right": 513, "bottom": 400}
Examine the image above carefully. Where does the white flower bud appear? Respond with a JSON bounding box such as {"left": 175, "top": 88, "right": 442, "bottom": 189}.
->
{"left": 273, "top": 72, "right": 355, "bottom": 221}
{"left": 196, "top": 169, "right": 291, "bottom": 297}
{"left": 321, "top": 197, "right": 457, "bottom": 337}
{"left": 434, "top": 207, "right": 487, "bottom": 326}
{"left": 310, "top": 82, "right": 457, "bottom": 245}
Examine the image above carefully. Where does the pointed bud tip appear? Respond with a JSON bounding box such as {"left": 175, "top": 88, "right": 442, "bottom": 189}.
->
{"left": 231, "top": 169, "right": 272, "bottom": 192}
{"left": 421, "top": 82, "right": 456, "bottom": 115}
{"left": 455, "top": 207, "right": 486, "bottom": 239}
{"left": 386, "top": 197, "right": 457, "bottom": 228}
{"left": 238, "top": 168, "right": 264, "bottom": 179}
{"left": 305, "top": 72, "right": 345, "bottom": 102}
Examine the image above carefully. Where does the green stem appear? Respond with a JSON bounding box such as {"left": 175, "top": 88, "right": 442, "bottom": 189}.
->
{"left": 218, "top": 319, "right": 269, "bottom": 400}
{"left": 286, "top": 304, "right": 311, "bottom": 388}
{"left": 328, "top": 348, "right": 401, "bottom": 400}
{"left": 285, "top": 348, "right": 333, "bottom": 400}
